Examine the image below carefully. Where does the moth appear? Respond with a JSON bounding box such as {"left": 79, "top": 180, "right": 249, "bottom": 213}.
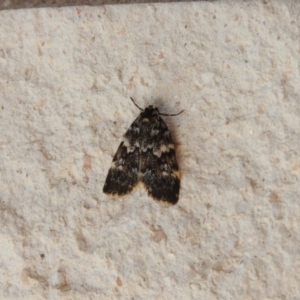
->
{"left": 103, "top": 98, "right": 183, "bottom": 204}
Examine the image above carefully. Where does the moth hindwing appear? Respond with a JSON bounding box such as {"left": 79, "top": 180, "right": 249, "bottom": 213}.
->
{"left": 103, "top": 98, "right": 183, "bottom": 205}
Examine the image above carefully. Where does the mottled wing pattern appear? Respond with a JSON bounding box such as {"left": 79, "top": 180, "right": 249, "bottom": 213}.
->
{"left": 103, "top": 103, "right": 181, "bottom": 205}
{"left": 103, "top": 116, "right": 141, "bottom": 195}
{"left": 140, "top": 116, "right": 180, "bottom": 204}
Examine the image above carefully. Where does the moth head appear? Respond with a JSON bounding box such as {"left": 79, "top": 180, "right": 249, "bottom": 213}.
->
{"left": 130, "top": 98, "right": 183, "bottom": 118}
{"left": 142, "top": 105, "right": 160, "bottom": 118}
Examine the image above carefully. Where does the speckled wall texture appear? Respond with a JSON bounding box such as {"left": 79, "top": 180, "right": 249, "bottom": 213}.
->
{"left": 0, "top": 1, "right": 300, "bottom": 299}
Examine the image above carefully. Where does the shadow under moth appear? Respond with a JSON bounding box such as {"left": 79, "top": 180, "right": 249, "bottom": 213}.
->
{"left": 103, "top": 98, "right": 183, "bottom": 205}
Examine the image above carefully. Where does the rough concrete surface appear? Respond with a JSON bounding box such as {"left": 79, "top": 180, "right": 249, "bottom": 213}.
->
{"left": 0, "top": 1, "right": 300, "bottom": 299}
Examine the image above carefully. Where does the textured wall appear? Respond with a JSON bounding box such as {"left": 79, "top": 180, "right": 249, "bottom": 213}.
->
{"left": 0, "top": 1, "right": 300, "bottom": 299}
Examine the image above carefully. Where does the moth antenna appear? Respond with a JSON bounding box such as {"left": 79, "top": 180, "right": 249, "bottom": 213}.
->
{"left": 160, "top": 109, "right": 184, "bottom": 117}
{"left": 130, "top": 97, "right": 144, "bottom": 111}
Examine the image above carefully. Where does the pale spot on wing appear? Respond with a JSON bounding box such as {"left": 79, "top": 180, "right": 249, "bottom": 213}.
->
{"left": 111, "top": 162, "right": 123, "bottom": 170}
{"left": 160, "top": 145, "right": 168, "bottom": 152}
{"left": 123, "top": 138, "right": 136, "bottom": 153}
{"left": 151, "top": 129, "right": 159, "bottom": 136}
{"left": 127, "top": 147, "right": 135, "bottom": 153}
{"left": 141, "top": 143, "right": 154, "bottom": 152}
{"left": 172, "top": 170, "right": 180, "bottom": 178}
{"left": 123, "top": 138, "right": 130, "bottom": 147}
{"left": 153, "top": 144, "right": 174, "bottom": 157}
